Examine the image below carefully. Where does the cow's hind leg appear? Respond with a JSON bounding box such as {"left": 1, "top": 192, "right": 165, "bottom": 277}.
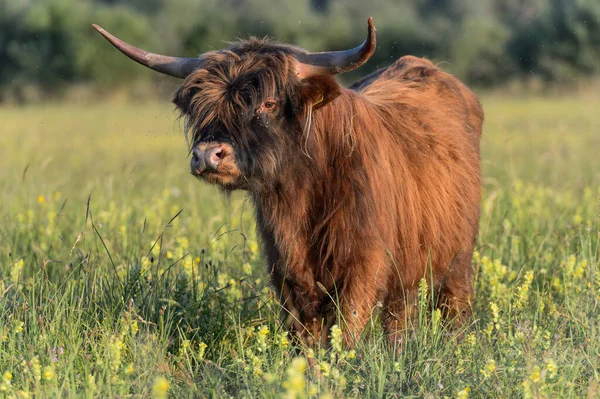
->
{"left": 338, "top": 250, "right": 390, "bottom": 347}
{"left": 438, "top": 252, "right": 473, "bottom": 331}
{"left": 338, "top": 273, "right": 380, "bottom": 347}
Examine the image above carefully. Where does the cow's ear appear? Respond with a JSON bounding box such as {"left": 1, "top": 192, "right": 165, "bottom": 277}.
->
{"left": 300, "top": 75, "right": 341, "bottom": 109}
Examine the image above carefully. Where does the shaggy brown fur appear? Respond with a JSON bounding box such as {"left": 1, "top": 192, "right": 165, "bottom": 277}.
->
{"left": 172, "top": 39, "right": 483, "bottom": 347}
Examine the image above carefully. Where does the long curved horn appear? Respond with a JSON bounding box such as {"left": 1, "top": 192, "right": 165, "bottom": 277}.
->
{"left": 92, "top": 24, "right": 203, "bottom": 79}
{"left": 295, "top": 17, "right": 376, "bottom": 79}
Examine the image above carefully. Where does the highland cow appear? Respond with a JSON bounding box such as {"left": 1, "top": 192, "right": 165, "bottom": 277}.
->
{"left": 93, "top": 18, "right": 483, "bottom": 347}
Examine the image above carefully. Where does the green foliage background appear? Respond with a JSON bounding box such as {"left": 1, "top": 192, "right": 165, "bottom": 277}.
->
{"left": 1, "top": 0, "right": 600, "bottom": 101}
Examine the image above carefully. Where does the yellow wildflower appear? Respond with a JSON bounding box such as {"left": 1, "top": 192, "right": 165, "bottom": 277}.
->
{"left": 124, "top": 364, "right": 135, "bottom": 375}
{"left": 418, "top": 278, "right": 428, "bottom": 308}
{"left": 30, "top": 357, "right": 41, "bottom": 383}
{"left": 256, "top": 325, "right": 270, "bottom": 352}
{"left": 179, "top": 339, "right": 191, "bottom": 356}
{"left": 514, "top": 271, "right": 534, "bottom": 309}
{"left": 242, "top": 262, "right": 253, "bottom": 275}
{"left": 530, "top": 366, "right": 541, "bottom": 383}
{"left": 455, "top": 387, "right": 470, "bottom": 399}
{"left": 466, "top": 333, "right": 476, "bottom": 346}
{"left": 319, "top": 362, "right": 331, "bottom": 378}
{"left": 282, "top": 357, "right": 307, "bottom": 398}
{"left": 432, "top": 308, "right": 442, "bottom": 329}
{"left": 42, "top": 366, "right": 55, "bottom": 382}
{"left": 481, "top": 359, "right": 496, "bottom": 378}
{"left": 0, "top": 371, "right": 12, "bottom": 392}
{"left": 131, "top": 320, "right": 139, "bottom": 335}
{"left": 107, "top": 336, "right": 123, "bottom": 371}
{"left": 278, "top": 332, "right": 290, "bottom": 349}
{"left": 251, "top": 354, "right": 264, "bottom": 376}
{"left": 330, "top": 325, "right": 343, "bottom": 354}
{"left": 248, "top": 240, "right": 259, "bottom": 256}
{"left": 152, "top": 376, "right": 169, "bottom": 399}
{"left": 546, "top": 359, "right": 557, "bottom": 379}
{"left": 198, "top": 342, "right": 207, "bottom": 359}
{"left": 86, "top": 374, "right": 96, "bottom": 392}
{"left": 37, "top": 195, "right": 45, "bottom": 204}
{"left": 490, "top": 302, "right": 499, "bottom": 321}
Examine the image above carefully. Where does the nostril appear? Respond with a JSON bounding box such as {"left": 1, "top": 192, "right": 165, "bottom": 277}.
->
{"left": 205, "top": 146, "right": 225, "bottom": 170}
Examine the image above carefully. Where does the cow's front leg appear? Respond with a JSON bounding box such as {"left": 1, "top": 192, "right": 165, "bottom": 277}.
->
{"left": 273, "top": 261, "right": 328, "bottom": 347}
{"left": 339, "top": 261, "right": 383, "bottom": 347}
{"left": 264, "top": 231, "right": 324, "bottom": 346}
{"left": 288, "top": 276, "right": 329, "bottom": 347}
{"left": 271, "top": 273, "right": 303, "bottom": 335}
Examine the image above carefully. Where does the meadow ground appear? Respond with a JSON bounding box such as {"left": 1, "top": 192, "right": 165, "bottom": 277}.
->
{"left": 0, "top": 94, "right": 599, "bottom": 398}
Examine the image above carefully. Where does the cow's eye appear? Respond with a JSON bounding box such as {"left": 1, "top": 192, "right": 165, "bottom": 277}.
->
{"left": 262, "top": 100, "right": 277, "bottom": 111}
{"left": 255, "top": 99, "right": 278, "bottom": 115}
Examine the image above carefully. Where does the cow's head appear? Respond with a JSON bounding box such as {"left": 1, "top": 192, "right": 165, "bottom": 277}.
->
{"left": 93, "top": 19, "right": 375, "bottom": 191}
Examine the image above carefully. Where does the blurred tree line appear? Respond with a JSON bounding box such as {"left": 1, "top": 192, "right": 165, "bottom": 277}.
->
{"left": 1, "top": 0, "right": 599, "bottom": 101}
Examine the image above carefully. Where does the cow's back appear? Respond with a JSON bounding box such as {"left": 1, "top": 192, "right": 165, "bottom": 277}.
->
{"left": 347, "top": 55, "right": 484, "bottom": 289}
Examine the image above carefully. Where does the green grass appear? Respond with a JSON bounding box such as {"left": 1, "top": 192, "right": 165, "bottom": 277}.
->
{"left": 0, "top": 94, "right": 599, "bottom": 398}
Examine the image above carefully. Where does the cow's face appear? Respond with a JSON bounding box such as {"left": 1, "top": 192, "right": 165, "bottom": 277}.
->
{"left": 91, "top": 19, "right": 375, "bottom": 191}
{"left": 172, "top": 45, "right": 341, "bottom": 191}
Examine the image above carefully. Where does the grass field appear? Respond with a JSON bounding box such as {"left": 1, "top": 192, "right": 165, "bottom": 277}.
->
{"left": 0, "top": 94, "right": 599, "bottom": 398}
